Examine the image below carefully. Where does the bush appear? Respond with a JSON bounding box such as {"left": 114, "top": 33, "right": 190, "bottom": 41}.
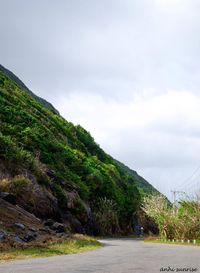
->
{"left": 0, "top": 175, "right": 31, "bottom": 195}
{"left": 0, "top": 178, "right": 10, "bottom": 192}
{"left": 11, "top": 175, "right": 31, "bottom": 195}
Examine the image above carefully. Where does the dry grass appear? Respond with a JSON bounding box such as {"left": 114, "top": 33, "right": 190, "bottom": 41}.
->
{"left": 0, "top": 234, "right": 101, "bottom": 262}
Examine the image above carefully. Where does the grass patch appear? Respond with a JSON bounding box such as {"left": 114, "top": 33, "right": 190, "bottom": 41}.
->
{"left": 0, "top": 235, "right": 101, "bottom": 262}
{"left": 144, "top": 238, "right": 200, "bottom": 247}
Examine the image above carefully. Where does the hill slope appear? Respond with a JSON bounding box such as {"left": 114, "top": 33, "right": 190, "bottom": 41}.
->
{"left": 0, "top": 64, "right": 158, "bottom": 235}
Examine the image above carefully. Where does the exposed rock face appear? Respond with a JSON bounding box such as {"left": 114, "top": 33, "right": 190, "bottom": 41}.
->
{"left": 0, "top": 163, "right": 59, "bottom": 219}
{"left": 15, "top": 173, "right": 59, "bottom": 219}
{"left": 0, "top": 198, "right": 69, "bottom": 246}
{"left": 0, "top": 198, "right": 41, "bottom": 225}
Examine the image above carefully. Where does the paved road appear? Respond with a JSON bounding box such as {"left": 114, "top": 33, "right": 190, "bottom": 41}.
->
{"left": 0, "top": 239, "right": 199, "bottom": 273}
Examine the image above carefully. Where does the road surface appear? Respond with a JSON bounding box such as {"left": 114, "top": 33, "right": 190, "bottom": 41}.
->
{"left": 0, "top": 238, "right": 199, "bottom": 273}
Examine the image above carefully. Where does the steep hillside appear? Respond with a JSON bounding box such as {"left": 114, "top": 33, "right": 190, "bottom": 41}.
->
{"left": 0, "top": 64, "right": 158, "bottom": 236}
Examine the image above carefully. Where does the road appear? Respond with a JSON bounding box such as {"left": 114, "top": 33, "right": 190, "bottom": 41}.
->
{"left": 0, "top": 238, "right": 199, "bottom": 273}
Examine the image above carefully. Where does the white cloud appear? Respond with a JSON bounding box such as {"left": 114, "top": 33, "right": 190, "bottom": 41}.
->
{"left": 1, "top": 0, "right": 200, "bottom": 199}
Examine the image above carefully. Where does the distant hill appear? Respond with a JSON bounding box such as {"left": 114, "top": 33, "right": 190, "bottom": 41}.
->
{"left": 0, "top": 64, "right": 159, "bottom": 236}
{"left": 115, "top": 160, "right": 158, "bottom": 195}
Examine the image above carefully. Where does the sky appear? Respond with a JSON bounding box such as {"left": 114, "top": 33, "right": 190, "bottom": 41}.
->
{"left": 1, "top": 0, "right": 200, "bottom": 199}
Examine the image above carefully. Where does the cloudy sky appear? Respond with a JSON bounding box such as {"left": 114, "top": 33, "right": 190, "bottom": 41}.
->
{"left": 1, "top": 0, "right": 200, "bottom": 199}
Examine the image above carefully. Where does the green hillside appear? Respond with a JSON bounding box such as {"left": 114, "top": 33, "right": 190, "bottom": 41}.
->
{"left": 0, "top": 64, "right": 158, "bottom": 235}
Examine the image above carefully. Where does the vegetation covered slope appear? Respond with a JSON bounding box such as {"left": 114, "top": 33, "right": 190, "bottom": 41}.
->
{"left": 0, "top": 64, "right": 158, "bottom": 235}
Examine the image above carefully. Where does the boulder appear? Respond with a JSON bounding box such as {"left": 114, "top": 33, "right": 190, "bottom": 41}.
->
{"left": 51, "top": 222, "right": 65, "bottom": 233}
{"left": 23, "top": 231, "right": 38, "bottom": 242}
{"left": 13, "top": 223, "right": 25, "bottom": 230}
{"left": 11, "top": 235, "right": 24, "bottom": 243}
{"left": 0, "top": 230, "right": 7, "bottom": 241}
{"left": 44, "top": 219, "right": 54, "bottom": 227}
{"left": 29, "top": 227, "right": 37, "bottom": 232}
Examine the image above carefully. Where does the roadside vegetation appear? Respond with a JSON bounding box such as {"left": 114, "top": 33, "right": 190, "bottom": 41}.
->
{"left": 0, "top": 235, "right": 101, "bottom": 262}
{"left": 142, "top": 194, "right": 200, "bottom": 242}
{"left": 144, "top": 238, "right": 200, "bottom": 246}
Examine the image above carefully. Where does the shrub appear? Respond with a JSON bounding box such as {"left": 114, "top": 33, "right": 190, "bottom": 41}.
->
{"left": 0, "top": 178, "right": 10, "bottom": 192}
{"left": 142, "top": 194, "right": 200, "bottom": 240}
{"left": 11, "top": 175, "right": 31, "bottom": 195}
{"left": 0, "top": 175, "right": 31, "bottom": 196}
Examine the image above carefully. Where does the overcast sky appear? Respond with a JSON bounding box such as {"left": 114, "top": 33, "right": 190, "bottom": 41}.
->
{"left": 1, "top": 0, "right": 200, "bottom": 199}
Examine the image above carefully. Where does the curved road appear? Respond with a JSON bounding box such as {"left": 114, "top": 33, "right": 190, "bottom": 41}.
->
{"left": 0, "top": 239, "right": 199, "bottom": 273}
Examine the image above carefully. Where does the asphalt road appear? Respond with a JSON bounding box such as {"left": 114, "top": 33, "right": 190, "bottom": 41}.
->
{"left": 0, "top": 239, "right": 199, "bottom": 273}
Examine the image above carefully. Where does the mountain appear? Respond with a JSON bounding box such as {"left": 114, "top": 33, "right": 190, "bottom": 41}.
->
{"left": 0, "top": 64, "right": 158, "bottom": 237}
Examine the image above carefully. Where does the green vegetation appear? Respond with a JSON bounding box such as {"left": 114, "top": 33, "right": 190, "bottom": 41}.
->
{"left": 0, "top": 235, "right": 101, "bottom": 262}
{"left": 0, "top": 64, "right": 157, "bottom": 234}
{"left": 142, "top": 195, "right": 200, "bottom": 241}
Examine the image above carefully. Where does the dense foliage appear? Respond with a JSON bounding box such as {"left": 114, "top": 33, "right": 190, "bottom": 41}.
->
{"left": 0, "top": 65, "right": 157, "bottom": 234}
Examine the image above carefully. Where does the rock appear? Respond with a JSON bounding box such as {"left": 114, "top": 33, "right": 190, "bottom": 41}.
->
{"left": 0, "top": 230, "right": 7, "bottom": 241}
{"left": 57, "top": 232, "right": 70, "bottom": 238}
{"left": 44, "top": 219, "right": 54, "bottom": 227}
{"left": 14, "top": 223, "right": 25, "bottom": 230}
{"left": 11, "top": 235, "right": 24, "bottom": 243}
{"left": 51, "top": 222, "right": 65, "bottom": 233}
{"left": 0, "top": 192, "right": 16, "bottom": 205}
{"left": 23, "top": 231, "right": 38, "bottom": 242}
{"left": 39, "top": 226, "right": 52, "bottom": 234}
{"left": 29, "top": 227, "right": 37, "bottom": 232}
